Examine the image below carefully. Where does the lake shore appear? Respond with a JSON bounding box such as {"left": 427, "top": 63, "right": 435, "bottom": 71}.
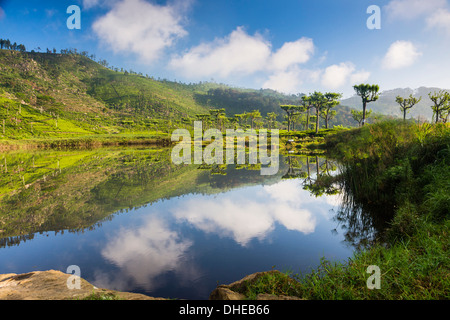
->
{"left": 0, "top": 132, "right": 173, "bottom": 151}
{"left": 0, "top": 269, "right": 300, "bottom": 300}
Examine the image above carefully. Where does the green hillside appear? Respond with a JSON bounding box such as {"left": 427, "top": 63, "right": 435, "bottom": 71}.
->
{"left": 340, "top": 86, "right": 450, "bottom": 121}
{"left": 0, "top": 49, "right": 214, "bottom": 141}
{"left": 0, "top": 48, "right": 374, "bottom": 146}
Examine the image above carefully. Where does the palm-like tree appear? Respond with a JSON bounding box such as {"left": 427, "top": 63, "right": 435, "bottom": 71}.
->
{"left": 353, "top": 84, "right": 379, "bottom": 126}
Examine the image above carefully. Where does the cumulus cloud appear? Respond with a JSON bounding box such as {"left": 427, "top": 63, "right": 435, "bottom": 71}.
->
{"left": 269, "top": 38, "right": 314, "bottom": 72}
{"left": 320, "top": 62, "right": 370, "bottom": 90}
{"left": 169, "top": 27, "right": 315, "bottom": 80}
{"left": 0, "top": 6, "right": 5, "bottom": 20}
{"left": 426, "top": 8, "right": 450, "bottom": 35}
{"left": 262, "top": 68, "right": 304, "bottom": 94}
{"left": 169, "top": 25, "right": 369, "bottom": 94}
{"left": 382, "top": 41, "right": 422, "bottom": 70}
{"left": 321, "top": 63, "right": 352, "bottom": 89}
{"left": 92, "top": 0, "right": 188, "bottom": 62}
{"left": 384, "top": 0, "right": 447, "bottom": 20}
{"left": 169, "top": 27, "right": 272, "bottom": 78}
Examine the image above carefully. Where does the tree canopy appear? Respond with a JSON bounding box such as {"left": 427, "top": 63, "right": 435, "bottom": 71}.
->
{"left": 353, "top": 84, "right": 379, "bottom": 126}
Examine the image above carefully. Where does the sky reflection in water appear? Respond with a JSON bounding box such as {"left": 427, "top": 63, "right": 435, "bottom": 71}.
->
{"left": 0, "top": 153, "right": 353, "bottom": 299}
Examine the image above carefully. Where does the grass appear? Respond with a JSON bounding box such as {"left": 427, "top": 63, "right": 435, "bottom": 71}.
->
{"left": 81, "top": 292, "right": 122, "bottom": 300}
{"left": 239, "top": 120, "right": 449, "bottom": 300}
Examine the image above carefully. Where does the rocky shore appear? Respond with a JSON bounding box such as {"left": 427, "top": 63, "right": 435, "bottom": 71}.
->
{"left": 0, "top": 270, "right": 301, "bottom": 300}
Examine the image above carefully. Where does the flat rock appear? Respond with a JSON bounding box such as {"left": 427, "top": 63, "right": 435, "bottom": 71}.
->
{"left": 0, "top": 270, "right": 165, "bottom": 300}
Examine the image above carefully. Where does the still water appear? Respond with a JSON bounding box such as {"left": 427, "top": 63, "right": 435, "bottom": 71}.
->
{"left": 0, "top": 147, "right": 355, "bottom": 299}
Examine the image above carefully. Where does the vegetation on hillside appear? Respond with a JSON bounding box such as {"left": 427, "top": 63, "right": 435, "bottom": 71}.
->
{"left": 241, "top": 120, "right": 449, "bottom": 299}
{"left": 0, "top": 46, "right": 393, "bottom": 147}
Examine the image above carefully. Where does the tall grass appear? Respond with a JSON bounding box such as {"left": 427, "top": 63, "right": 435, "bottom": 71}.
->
{"left": 243, "top": 120, "right": 450, "bottom": 300}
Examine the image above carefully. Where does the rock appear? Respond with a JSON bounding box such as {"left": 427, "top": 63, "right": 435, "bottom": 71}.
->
{"left": 0, "top": 270, "right": 304, "bottom": 300}
{"left": 209, "top": 287, "right": 247, "bottom": 300}
{"left": 209, "top": 270, "right": 304, "bottom": 300}
{"left": 0, "top": 270, "right": 165, "bottom": 300}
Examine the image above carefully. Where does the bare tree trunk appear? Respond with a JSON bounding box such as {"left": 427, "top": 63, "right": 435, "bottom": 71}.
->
{"left": 362, "top": 101, "right": 367, "bottom": 126}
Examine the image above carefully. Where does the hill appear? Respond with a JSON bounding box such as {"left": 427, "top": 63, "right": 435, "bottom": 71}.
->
{"left": 340, "top": 87, "right": 450, "bottom": 121}
{"left": 0, "top": 49, "right": 215, "bottom": 140}
{"left": 0, "top": 48, "right": 392, "bottom": 143}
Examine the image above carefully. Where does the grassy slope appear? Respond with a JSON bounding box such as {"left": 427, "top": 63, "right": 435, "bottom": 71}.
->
{"left": 241, "top": 121, "right": 449, "bottom": 299}
{"left": 0, "top": 49, "right": 375, "bottom": 149}
{"left": 0, "top": 50, "right": 212, "bottom": 144}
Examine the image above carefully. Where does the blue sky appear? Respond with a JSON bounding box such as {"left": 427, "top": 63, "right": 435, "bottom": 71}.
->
{"left": 1, "top": 0, "right": 450, "bottom": 97}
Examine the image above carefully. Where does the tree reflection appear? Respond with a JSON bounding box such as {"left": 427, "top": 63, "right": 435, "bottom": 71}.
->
{"left": 283, "top": 154, "right": 395, "bottom": 250}
{"left": 332, "top": 162, "right": 395, "bottom": 250}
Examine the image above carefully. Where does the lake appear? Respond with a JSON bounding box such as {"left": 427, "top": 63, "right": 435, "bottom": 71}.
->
{"left": 0, "top": 147, "right": 358, "bottom": 299}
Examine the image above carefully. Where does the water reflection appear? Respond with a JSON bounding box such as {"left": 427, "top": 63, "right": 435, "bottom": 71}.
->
{"left": 0, "top": 147, "right": 391, "bottom": 298}
{"left": 98, "top": 215, "right": 195, "bottom": 292}
{"left": 173, "top": 180, "right": 317, "bottom": 246}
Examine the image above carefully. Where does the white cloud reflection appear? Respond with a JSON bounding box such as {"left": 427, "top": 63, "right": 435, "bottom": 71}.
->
{"left": 98, "top": 215, "right": 195, "bottom": 292}
{"left": 173, "top": 180, "right": 335, "bottom": 246}
{"left": 96, "top": 179, "right": 340, "bottom": 292}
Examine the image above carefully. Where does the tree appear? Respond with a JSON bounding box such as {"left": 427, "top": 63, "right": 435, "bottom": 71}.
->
{"left": 395, "top": 94, "right": 421, "bottom": 121}
{"left": 353, "top": 84, "right": 379, "bottom": 126}
{"left": 321, "top": 92, "right": 342, "bottom": 129}
{"left": 428, "top": 90, "right": 450, "bottom": 124}
{"left": 300, "top": 95, "right": 313, "bottom": 130}
{"left": 266, "top": 112, "right": 277, "bottom": 129}
{"left": 248, "top": 110, "right": 262, "bottom": 129}
{"left": 217, "top": 111, "right": 228, "bottom": 130}
{"left": 309, "top": 91, "right": 328, "bottom": 134}
{"left": 195, "top": 114, "right": 211, "bottom": 130}
{"left": 230, "top": 116, "right": 239, "bottom": 129}
{"left": 233, "top": 113, "right": 245, "bottom": 128}
{"left": 209, "top": 108, "right": 226, "bottom": 128}
{"left": 280, "top": 105, "right": 303, "bottom": 131}
{"left": 291, "top": 112, "right": 303, "bottom": 131}
{"left": 351, "top": 109, "right": 373, "bottom": 127}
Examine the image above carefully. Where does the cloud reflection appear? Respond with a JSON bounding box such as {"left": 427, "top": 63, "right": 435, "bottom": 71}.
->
{"left": 95, "top": 179, "right": 340, "bottom": 292}
{"left": 97, "top": 215, "right": 195, "bottom": 292}
{"left": 173, "top": 180, "right": 334, "bottom": 246}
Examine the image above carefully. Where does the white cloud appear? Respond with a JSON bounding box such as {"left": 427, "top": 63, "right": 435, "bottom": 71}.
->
{"left": 384, "top": 0, "right": 447, "bottom": 20}
{"left": 321, "top": 63, "right": 354, "bottom": 89}
{"left": 92, "top": 0, "right": 188, "bottom": 62}
{"left": 168, "top": 25, "right": 372, "bottom": 94}
{"left": 269, "top": 38, "right": 315, "bottom": 71}
{"left": 350, "top": 70, "right": 371, "bottom": 85}
{"left": 169, "top": 27, "right": 315, "bottom": 80}
{"left": 169, "top": 27, "right": 272, "bottom": 78}
{"left": 320, "top": 62, "right": 370, "bottom": 90}
{"left": 262, "top": 68, "right": 304, "bottom": 94}
{"left": 382, "top": 41, "right": 422, "bottom": 70}
{"left": 426, "top": 8, "right": 450, "bottom": 35}
{"left": 0, "top": 7, "right": 5, "bottom": 20}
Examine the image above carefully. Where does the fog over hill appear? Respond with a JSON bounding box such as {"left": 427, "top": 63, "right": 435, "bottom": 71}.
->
{"left": 340, "top": 87, "right": 450, "bottom": 121}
